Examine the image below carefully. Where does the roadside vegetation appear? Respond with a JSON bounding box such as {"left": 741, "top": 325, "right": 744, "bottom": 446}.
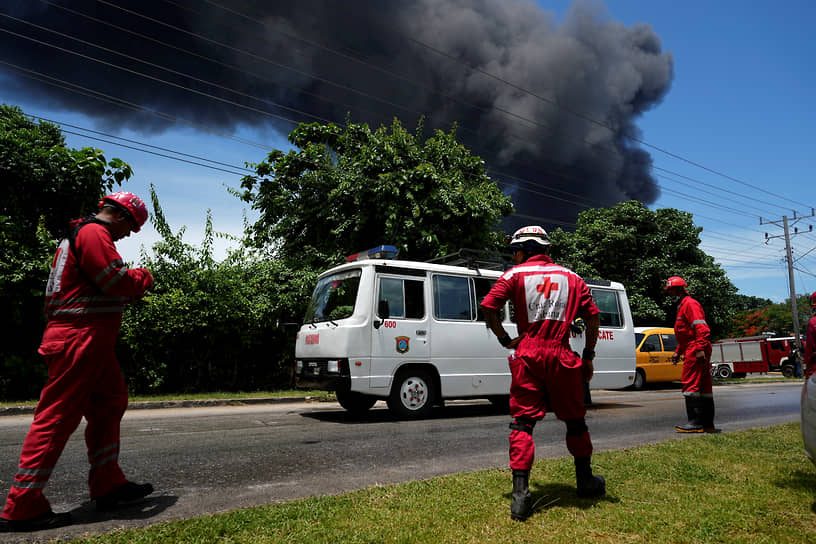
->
{"left": 72, "top": 423, "right": 814, "bottom": 544}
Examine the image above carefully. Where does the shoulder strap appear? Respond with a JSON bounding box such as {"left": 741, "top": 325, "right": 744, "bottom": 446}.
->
{"left": 65, "top": 217, "right": 110, "bottom": 289}
{"left": 66, "top": 216, "right": 108, "bottom": 264}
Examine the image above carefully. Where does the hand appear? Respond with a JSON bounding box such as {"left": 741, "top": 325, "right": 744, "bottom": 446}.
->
{"left": 696, "top": 351, "right": 706, "bottom": 364}
{"left": 142, "top": 269, "right": 155, "bottom": 290}
{"left": 581, "top": 358, "right": 595, "bottom": 382}
{"left": 671, "top": 352, "right": 680, "bottom": 365}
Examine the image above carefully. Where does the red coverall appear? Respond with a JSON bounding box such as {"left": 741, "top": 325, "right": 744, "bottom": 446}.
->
{"left": 673, "top": 295, "right": 713, "bottom": 396}
{"left": 480, "top": 255, "right": 600, "bottom": 470}
{"left": 2, "top": 219, "right": 153, "bottom": 521}
{"left": 805, "top": 315, "right": 816, "bottom": 378}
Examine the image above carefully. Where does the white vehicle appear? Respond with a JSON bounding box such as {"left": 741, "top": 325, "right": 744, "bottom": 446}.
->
{"left": 294, "top": 247, "right": 636, "bottom": 418}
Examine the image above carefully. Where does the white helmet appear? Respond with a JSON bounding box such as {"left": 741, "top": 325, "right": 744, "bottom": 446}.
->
{"left": 507, "top": 225, "right": 550, "bottom": 250}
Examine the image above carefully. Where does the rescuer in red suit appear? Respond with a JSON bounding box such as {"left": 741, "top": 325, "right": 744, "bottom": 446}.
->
{"left": 665, "top": 276, "right": 718, "bottom": 433}
{"left": 481, "top": 226, "right": 605, "bottom": 522}
{"left": 1, "top": 192, "right": 155, "bottom": 533}
{"left": 805, "top": 291, "right": 816, "bottom": 378}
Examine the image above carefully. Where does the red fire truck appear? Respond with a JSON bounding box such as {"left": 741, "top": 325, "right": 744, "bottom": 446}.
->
{"left": 710, "top": 336, "right": 798, "bottom": 379}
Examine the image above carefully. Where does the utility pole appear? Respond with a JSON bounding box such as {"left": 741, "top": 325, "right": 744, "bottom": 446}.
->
{"left": 761, "top": 208, "right": 815, "bottom": 352}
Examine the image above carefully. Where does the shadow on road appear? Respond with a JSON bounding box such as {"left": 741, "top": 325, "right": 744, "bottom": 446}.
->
{"left": 66, "top": 494, "right": 179, "bottom": 527}
{"left": 302, "top": 399, "right": 643, "bottom": 424}
{"left": 301, "top": 402, "right": 510, "bottom": 423}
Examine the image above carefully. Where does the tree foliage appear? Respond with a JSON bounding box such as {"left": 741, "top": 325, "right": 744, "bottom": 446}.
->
{"left": 0, "top": 104, "right": 133, "bottom": 399}
{"left": 239, "top": 119, "right": 513, "bottom": 267}
{"left": 117, "top": 186, "right": 316, "bottom": 394}
{"left": 728, "top": 294, "right": 812, "bottom": 339}
{"left": 549, "top": 200, "right": 738, "bottom": 339}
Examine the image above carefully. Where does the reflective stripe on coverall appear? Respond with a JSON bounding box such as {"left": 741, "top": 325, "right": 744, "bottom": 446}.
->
{"left": 2, "top": 220, "right": 153, "bottom": 520}
{"left": 480, "top": 255, "right": 600, "bottom": 470}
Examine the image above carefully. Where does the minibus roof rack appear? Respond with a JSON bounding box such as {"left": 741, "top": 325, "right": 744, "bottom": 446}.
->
{"left": 425, "top": 248, "right": 514, "bottom": 271}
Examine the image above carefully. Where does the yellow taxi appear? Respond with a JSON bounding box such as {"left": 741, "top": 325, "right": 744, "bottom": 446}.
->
{"left": 633, "top": 327, "right": 681, "bottom": 389}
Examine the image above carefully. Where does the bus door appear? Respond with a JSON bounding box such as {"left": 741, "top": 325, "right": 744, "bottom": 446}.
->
{"left": 369, "top": 268, "right": 429, "bottom": 389}
{"left": 429, "top": 274, "right": 512, "bottom": 397}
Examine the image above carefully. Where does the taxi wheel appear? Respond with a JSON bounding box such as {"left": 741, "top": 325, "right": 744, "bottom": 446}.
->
{"left": 387, "top": 369, "right": 435, "bottom": 419}
{"left": 632, "top": 369, "right": 646, "bottom": 390}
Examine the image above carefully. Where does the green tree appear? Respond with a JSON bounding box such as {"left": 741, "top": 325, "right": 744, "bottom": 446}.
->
{"left": 0, "top": 104, "right": 133, "bottom": 400}
{"left": 117, "top": 186, "right": 316, "bottom": 394}
{"left": 239, "top": 119, "right": 513, "bottom": 267}
{"left": 549, "top": 200, "right": 737, "bottom": 338}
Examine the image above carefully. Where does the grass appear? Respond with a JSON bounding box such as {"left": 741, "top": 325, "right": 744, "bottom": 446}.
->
{"left": 0, "top": 390, "right": 334, "bottom": 408}
{"left": 72, "top": 423, "right": 815, "bottom": 544}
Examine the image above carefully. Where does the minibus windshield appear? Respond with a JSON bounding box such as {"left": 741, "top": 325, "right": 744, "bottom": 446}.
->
{"left": 304, "top": 269, "right": 362, "bottom": 323}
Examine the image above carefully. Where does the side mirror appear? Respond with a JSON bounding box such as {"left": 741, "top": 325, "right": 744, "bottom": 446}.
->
{"left": 378, "top": 299, "right": 390, "bottom": 319}
{"left": 374, "top": 299, "right": 390, "bottom": 329}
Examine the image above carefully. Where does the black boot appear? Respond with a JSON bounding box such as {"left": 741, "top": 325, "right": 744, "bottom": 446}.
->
{"left": 701, "top": 397, "right": 719, "bottom": 433}
{"left": 510, "top": 469, "right": 532, "bottom": 521}
{"left": 675, "top": 396, "right": 704, "bottom": 432}
{"left": 575, "top": 457, "right": 605, "bottom": 498}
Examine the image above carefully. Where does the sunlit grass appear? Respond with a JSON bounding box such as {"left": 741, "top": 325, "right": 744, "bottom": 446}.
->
{"left": 74, "top": 423, "right": 815, "bottom": 544}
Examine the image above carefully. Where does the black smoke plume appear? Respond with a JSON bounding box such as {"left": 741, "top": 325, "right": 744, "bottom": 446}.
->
{"left": 0, "top": 0, "right": 673, "bottom": 230}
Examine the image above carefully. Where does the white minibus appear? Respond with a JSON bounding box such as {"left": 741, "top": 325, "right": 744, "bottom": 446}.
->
{"left": 295, "top": 247, "right": 636, "bottom": 418}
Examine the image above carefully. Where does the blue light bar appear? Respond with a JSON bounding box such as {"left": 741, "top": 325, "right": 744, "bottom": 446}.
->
{"left": 345, "top": 245, "right": 399, "bottom": 262}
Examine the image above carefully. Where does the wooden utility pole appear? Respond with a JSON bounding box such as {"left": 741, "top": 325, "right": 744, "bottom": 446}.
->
{"left": 761, "top": 208, "right": 815, "bottom": 351}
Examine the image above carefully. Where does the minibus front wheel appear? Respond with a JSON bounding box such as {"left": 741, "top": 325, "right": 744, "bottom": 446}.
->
{"left": 387, "top": 369, "right": 436, "bottom": 419}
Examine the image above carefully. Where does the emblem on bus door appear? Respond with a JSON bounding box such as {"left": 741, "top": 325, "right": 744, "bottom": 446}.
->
{"left": 395, "top": 336, "right": 410, "bottom": 354}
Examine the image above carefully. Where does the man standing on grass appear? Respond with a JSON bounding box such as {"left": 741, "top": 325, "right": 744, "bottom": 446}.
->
{"left": 665, "top": 276, "right": 718, "bottom": 434}
{"left": 481, "top": 226, "right": 605, "bottom": 522}
{"left": 1, "top": 192, "right": 155, "bottom": 533}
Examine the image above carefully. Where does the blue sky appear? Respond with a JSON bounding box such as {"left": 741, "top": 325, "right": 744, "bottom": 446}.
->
{"left": 2, "top": 0, "right": 815, "bottom": 304}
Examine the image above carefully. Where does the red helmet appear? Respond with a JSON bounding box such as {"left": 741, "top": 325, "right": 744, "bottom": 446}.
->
{"left": 664, "top": 276, "right": 688, "bottom": 290}
{"left": 99, "top": 191, "right": 148, "bottom": 232}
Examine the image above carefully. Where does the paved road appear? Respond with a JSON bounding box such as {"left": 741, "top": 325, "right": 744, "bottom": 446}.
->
{"left": 0, "top": 380, "right": 804, "bottom": 542}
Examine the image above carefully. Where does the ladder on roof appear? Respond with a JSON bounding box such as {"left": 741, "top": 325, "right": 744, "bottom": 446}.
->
{"left": 425, "top": 248, "right": 514, "bottom": 271}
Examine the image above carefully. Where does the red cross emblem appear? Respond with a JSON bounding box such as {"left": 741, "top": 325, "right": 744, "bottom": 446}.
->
{"left": 536, "top": 278, "right": 559, "bottom": 298}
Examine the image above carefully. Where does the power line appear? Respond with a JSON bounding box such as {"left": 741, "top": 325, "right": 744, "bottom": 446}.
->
{"left": 0, "top": 26, "right": 320, "bottom": 127}
{"left": 0, "top": 61, "right": 275, "bottom": 151}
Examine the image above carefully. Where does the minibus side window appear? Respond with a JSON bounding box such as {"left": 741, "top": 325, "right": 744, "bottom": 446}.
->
{"left": 590, "top": 288, "right": 622, "bottom": 328}
{"left": 473, "top": 277, "right": 503, "bottom": 321}
{"left": 433, "top": 275, "right": 473, "bottom": 320}
{"left": 378, "top": 278, "right": 425, "bottom": 319}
